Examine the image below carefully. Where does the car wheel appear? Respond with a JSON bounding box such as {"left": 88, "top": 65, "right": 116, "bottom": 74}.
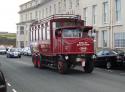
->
{"left": 7, "top": 54, "right": 9, "bottom": 58}
{"left": 19, "top": 55, "right": 21, "bottom": 58}
{"left": 106, "top": 62, "right": 112, "bottom": 69}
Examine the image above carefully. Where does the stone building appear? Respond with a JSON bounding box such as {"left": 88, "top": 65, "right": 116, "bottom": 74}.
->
{"left": 17, "top": 0, "right": 124, "bottom": 49}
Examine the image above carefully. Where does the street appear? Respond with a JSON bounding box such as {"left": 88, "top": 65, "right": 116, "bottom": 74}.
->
{"left": 0, "top": 55, "right": 125, "bottom": 92}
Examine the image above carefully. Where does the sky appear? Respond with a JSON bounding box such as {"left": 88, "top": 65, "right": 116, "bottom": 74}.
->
{"left": 0, "top": 0, "right": 30, "bottom": 33}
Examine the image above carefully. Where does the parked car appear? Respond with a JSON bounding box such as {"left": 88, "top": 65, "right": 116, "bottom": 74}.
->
{"left": 0, "top": 64, "right": 7, "bottom": 92}
{"left": 6, "top": 48, "right": 21, "bottom": 58}
{"left": 93, "top": 49, "right": 125, "bottom": 69}
{"left": 0, "top": 70, "right": 7, "bottom": 92}
{"left": 23, "top": 47, "right": 32, "bottom": 56}
{"left": 0, "top": 47, "right": 6, "bottom": 55}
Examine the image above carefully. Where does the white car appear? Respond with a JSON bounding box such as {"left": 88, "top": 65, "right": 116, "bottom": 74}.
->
{"left": 6, "top": 48, "right": 21, "bottom": 58}
{"left": 0, "top": 47, "right": 6, "bottom": 54}
{"left": 23, "top": 47, "right": 32, "bottom": 56}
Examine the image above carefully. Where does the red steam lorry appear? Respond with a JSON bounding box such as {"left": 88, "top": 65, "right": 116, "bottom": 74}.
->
{"left": 30, "top": 14, "right": 94, "bottom": 74}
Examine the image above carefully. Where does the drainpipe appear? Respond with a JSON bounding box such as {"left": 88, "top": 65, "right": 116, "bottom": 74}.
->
{"left": 110, "top": 0, "right": 113, "bottom": 49}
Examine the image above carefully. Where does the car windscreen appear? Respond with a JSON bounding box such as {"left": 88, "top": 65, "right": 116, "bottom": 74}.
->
{"left": 0, "top": 48, "right": 6, "bottom": 50}
{"left": 10, "top": 49, "right": 18, "bottom": 52}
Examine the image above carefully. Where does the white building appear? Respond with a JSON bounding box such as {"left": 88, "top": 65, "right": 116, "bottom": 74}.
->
{"left": 17, "top": 0, "right": 124, "bottom": 49}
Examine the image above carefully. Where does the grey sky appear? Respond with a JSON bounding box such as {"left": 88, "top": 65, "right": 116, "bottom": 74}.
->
{"left": 0, "top": 0, "right": 29, "bottom": 33}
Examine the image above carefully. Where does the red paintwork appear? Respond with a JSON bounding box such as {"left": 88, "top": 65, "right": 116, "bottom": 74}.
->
{"left": 30, "top": 14, "right": 94, "bottom": 56}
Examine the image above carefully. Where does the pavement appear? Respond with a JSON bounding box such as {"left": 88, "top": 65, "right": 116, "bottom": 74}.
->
{"left": 0, "top": 55, "right": 125, "bottom": 92}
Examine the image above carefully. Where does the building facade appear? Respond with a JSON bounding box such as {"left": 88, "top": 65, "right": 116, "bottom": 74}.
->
{"left": 17, "top": 0, "right": 125, "bottom": 49}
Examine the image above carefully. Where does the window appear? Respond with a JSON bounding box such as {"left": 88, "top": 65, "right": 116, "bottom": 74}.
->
{"left": 42, "top": 24, "right": 46, "bottom": 40}
{"left": 41, "top": 24, "right": 43, "bottom": 40}
{"left": 102, "top": 30, "right": 107, "bottom": 47}
{"left": 97, "top": 51, "right": 103, "bottom": 56}
{"left": 103, "top": 2, "right": 108, "bottom": 23}
{"left": 25, "top": 14, "right": 27, "bottom": 21}
{"left": 36, "top": 26, "right": 38, "bottom": 41}
{"left": 45, "top": 23, "right": 48, "bottom": 40}
{"left": 64, "top": 0, "right": 66, "bottom": 9}
{"left": 92, "top": 5, "right": 97, "bottom": 25}
{"left": 49, "top": 6, "right": 52, "bottom": 15}
{"left": 35, "top": 11, "right": 38, "bottom": 19}
{"left": 39, "top": 11, "right": 41, "bottom": 19}
{"left": 21, "top": 15, "right": 23, "bottom": 22}
{"left": 20, "top": 41, "right": 24, "bottom": 48}
{"left": 69, "top": 0, "right": 72, "bottom": 9}
{"left": 42, "top": 9, "right": 44, "bottom": 18}
{"left": 114, "top": 32, "right": 125, "bottom": 48}
{"left": 58, "top": 2, "right": 61, "bottom": 13}
{"left": 33, "top": 29, "right": 35, "bottom": 41}
{"left": 30, "top": 27, "right": 32, "bottom": 41}
{"left": 47, "top": 30, "right": 50, "bottom": 40}
{"left": 20, "top": 26, "right": 24, "bottom": 31}
{"left": 39, "top": 25, "right": 42, "bottom": 40}
{"left": 54, "top": 4, "right": 56, "bottom": 14}
{"left": 35, "top": 30, "right": 36, "bottom": 41}
{"left": 76, "top": 0, "right": 79, "bottom": 7}
{"left": 63, "top": 29, "right": 82, "bottom": 38}
{"left": 20, "top": 30, "right": 24, "bottom": 35}
{"left": 30, "top": 12, "right": 32, "bottom": 20}
{"left": 46, "top": 8, "right": 48, "bottom": 17}
{"left": 83, "top": 8, "right": 87, "bottom": 25}
{"left": 115, "top": 0, "right": 121, "bottom": 22}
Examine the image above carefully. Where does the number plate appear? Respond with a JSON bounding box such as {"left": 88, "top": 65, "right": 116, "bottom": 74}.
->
{"left": 82, "top": 61, "right": 85, "bottom": 67}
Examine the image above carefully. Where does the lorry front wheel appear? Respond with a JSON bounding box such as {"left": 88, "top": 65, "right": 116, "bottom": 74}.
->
{"left": 57, "top": 61, "right": 68, "bottom": 74}
{"left": 84, "top": 60, "right": 94, "bottom": 73}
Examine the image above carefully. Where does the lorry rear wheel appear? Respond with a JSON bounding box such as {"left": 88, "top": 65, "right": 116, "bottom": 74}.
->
{"left": 33, "top": 56, "right": 38, "bottom": 68}
{"left": 37, "top": 56, "right": 44, "bottom": 69}
{"left": 57, "top": 61, "right": 68, "bottom": 74}
{"left": 84, "top": 60, "right": 94, "bottom": 73}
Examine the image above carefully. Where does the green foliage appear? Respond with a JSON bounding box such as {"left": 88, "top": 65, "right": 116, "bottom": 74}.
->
{"left": 0, "top": 33, "right": 16, "bottom": 46}
{"left": 0, "top": 33, "right": 16, "bottom": 39}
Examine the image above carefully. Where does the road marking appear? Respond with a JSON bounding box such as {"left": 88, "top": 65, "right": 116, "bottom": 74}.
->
{"left": 12, "top": 89, "right": 17, "bottom": 92}
{"left": 7, "top": 83, "right": 11, "bottom": 86}
{"left": 120, "top": 73, "right": 125, "bottom": 75}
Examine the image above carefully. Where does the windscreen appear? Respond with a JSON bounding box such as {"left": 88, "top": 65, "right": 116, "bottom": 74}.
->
{"left": 62, "top": 29, "right": 82, "bottom": 38}
{"left": 62, "top": 28, "right": 91, "bottom": 38}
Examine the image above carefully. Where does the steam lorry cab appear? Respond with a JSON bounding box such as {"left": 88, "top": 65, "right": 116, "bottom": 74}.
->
{"left": 30, "top": 14, "right": 94, "bottom": 74}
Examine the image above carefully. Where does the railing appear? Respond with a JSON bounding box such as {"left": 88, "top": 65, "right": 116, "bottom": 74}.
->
{"left": 39, "top": 14, "right": 81, "bottom": 23}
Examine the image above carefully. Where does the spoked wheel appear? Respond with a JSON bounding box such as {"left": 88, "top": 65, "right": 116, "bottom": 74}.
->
{"left": 106, "top": 62, "right": 112, "bottom": 69}
{"left": 32, "top": 56, "right": 38, "bottom": 68}
{"left": 57, "top": 61, "right": 68, "bottom": 74}
{"left": 84, "top": 60, "right": 94, "bottom": 73}
{"left": 37, "top": 56, "right": 44, "bottom": 69}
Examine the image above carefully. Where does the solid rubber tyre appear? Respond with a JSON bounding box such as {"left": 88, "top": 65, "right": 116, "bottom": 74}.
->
{"left": 32, "top": 55, "right": 38, "bottom": 68}
{"left": 57, "top": 61, "right": 68, "bottom": 74}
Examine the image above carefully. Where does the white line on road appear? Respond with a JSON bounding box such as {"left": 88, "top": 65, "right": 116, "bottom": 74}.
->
{"left": 7, "top": 83, "right": 11, "bottom": 86}
{"left": 12, "top": 89, "right": 17, "bottom": 92}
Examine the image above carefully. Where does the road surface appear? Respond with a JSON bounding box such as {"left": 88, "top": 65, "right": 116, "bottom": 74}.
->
{"left": 0, "top": 55, "right": 125, "bottom": 92}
